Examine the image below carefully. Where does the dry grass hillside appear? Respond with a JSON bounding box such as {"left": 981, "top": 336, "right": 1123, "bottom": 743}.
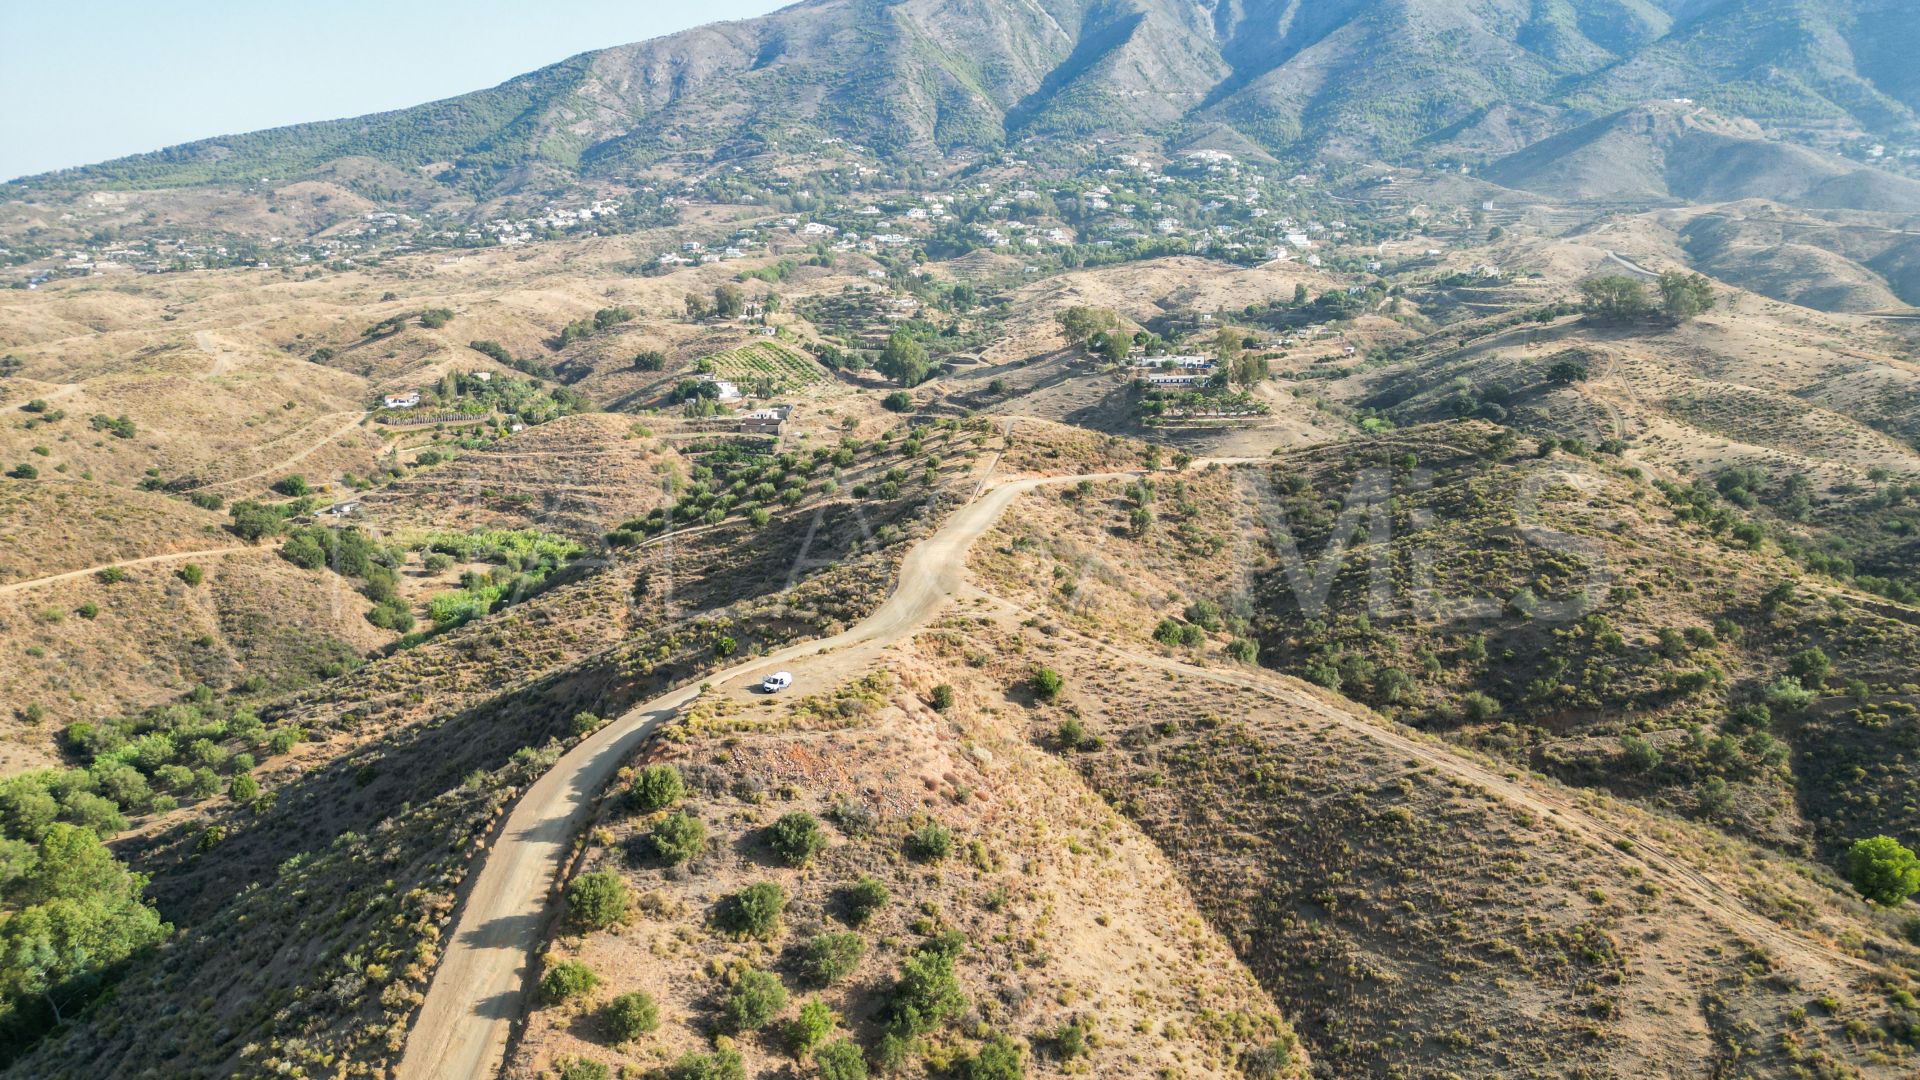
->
{"left": 955, "top": 475, "right": 1920, "bottom": 1076}
{"left": 509, "top": 655, "right": 1304, "bottom": 1080}
{"left": 9, "top": 423, "right": 993, "bottom": 1079}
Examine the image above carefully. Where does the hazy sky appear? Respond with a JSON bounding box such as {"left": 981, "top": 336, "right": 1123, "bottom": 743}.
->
{"left": 0, "top": 1, "right": 793, "bottom": 181}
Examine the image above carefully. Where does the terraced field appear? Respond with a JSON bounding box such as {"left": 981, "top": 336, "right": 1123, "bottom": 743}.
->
{"left": 702, "top": 341, "right": 828, "bottom": 394}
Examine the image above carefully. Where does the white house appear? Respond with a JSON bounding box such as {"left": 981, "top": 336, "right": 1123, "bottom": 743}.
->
{"left": 382, "top": 392, "right": 421, "bottom": 409}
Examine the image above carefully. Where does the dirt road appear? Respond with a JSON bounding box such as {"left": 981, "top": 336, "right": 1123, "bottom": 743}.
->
{"left": 1056, "top": 625, "right": 1881, "bottom": 984}
{"left": 0, "top": 545, "right": 251, "bottom": 595}
{"left": 395, "top": 470, "right": 1134, "bottom": 1080}
{"left": 200, "top": 410, "right": 369, "bottom": 491}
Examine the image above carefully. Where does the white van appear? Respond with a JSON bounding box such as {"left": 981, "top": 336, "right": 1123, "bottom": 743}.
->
{"left": 760, "top": 671, "right": 793, "bottom": 693}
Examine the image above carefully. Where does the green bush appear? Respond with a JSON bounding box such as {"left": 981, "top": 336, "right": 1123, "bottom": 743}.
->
{"left": 962, "top": 1034, "right": 1025, "bottom": 1079}
{"left": 930, "top": 684, "right": 955, "bottom": 711}
{"left": 815, "top": 1039, "right": 868, "bottom": 1080}
{"left": 558, "top": 1058, "right": 610, "bottom": 1080}
{"left": 667, "top": 1047, "right": 745, "bottom": 1080}
{"left": 602, "top": 990, "right": 659, "bottom": 1041}
{"left": 786, "top": 998, "right": 834, "bottom": 1056}
{"left": 627, "top": 763, "right": 686, "bottom": 812}
{"left": 1619, "top": 734, "right": 1661, "bottom": 772}
{"left": 768, "top": 811, "right": 826, "bottom": 866}
{"left": 905, "top": 820, "right": 953, "bottom": 862}
{"left": 566, "top": 870, "right": 630, "bottom": 930}
{"left": 1460, "top": 692, "right": 1501, "bottom": 723}
{"left": 718, "top": 881, "right": 787, "bottom": 939}
{"left": 1848, "top": 835, "right": 1920, "bottom": 906}
{"left": 721, "top": 968, "right": 788, "bottom": 1031}
{"left": 884, "top": 944, "right": 967, "bottom": 1037}
{"left": 651, "top": 812, "right": 707, "bottom": 865}
{"left": 844, "top": 875, "right": 890, "bottom": 926}
{"left": 540, "top": 958, "right": 599, "bottom": 1002}
{"left": 798, "top": 931, "right": 866, "bottom": 986}
{"left": 1029, "top": 666, "right": 1064, "bottom": 703}
{"left": 1057, "top": 717, "right": 1086, "bottom": 750}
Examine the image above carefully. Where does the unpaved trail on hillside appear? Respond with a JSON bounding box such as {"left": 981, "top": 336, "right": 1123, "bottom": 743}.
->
{"left": 396, "top": 469, "right": 1136, "bottom": 1080}
{"left": 1047, "top": 623, "right": 1882, "bottom": 985}
{"left": 201, "top": 410, "right": 369, "bottom": 491}
{"left": 0, "top": 545, "right": 252, "bottom": 595}
{"left": 404, "top": 457, "right": 1881, "bottom": 1077}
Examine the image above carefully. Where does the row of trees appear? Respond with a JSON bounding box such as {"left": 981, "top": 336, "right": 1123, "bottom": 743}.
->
{"left": 1578, "top": 271, "right": 1716, "bottom": 325}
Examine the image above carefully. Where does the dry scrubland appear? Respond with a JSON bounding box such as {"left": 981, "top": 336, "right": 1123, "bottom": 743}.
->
{"left": 510, "top": 654, "right": 1302, "bottom": 1079}
{"left": 960, "top": 472, "right": 1920, "bottom": 1075}
{"left": 6, "top": 184, "right": 1920, "bottom": 1080}
{"left": 12, "top": 437, "right": 976, "bottom": 1079}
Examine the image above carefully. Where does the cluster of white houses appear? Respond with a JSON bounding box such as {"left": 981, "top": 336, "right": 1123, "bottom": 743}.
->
{"left": 1128, "top": 354, "right": 1217, "bottom": 387}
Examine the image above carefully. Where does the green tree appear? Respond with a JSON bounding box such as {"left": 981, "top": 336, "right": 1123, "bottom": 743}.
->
{"left": 905, "top": 821, "right": 953, "bottom": 862}
{"left": 540, "top": 958, "right": 599, "bottom": 1002}
{"left": 668, "top": 1047, "right": 745, "bottom": 1080}
{"left": 272, "top": 475, "right": 309, "bottom": 497}
{"left": 1788, "top": 647, "right": 1832, "bottom": 689}
{"left": 1577, "top": 275, "right": 1652, "bottom": 323}
{"left": 718, "top": 882, "right": 786, "bottom": 939}
{"left": 768, "top": 811, "right": 826, "bottom": 866}
{"left": 721, "top": 968, "right": 788, "bottom": 1031}
{"left": 1848, "top": 836, "right": 1920, "bottom": 906}
{"left": 786, "top": 998, "right": 834, "bottom": 1056}
{"left": 877, "top": 331, "right": 932, "bottom": 387}
{"left": 228, "top": 500, "right": 287, "bottom": 543}
{"left": 798, "top": 931, "right": 866, "bottom": 986}
{"left": 0, "top": 824, "right": 170, "bottom": 1029}
{"left": 602, "top": 990, "right": 659, "bottom": 1041}
{"left": 565, "top": 871, "right": 630, "bottom": 930}
{"left": 1548, "top": 357, "right": 1590, "bottom": 384}
{"left": 843, "top": 875, "right": 889, "bottom": 926}
{"left": 1056, "top": 306, "right": 1119, "bottom": 347}
{"left": 815, "top": 1040, "right": 868, "bottom": 1080}
{"left": 929, "top": 684, "right": 955, "bottom": 711}
{"left": 714, "top": 284, "right": 746, "bottom": 319}
{"left": 177, "top": 563, "right": 204, "bottom": 586}
{"left": 1657, "top": 270, "right": 1716, "bottom": 323}
{"left": 1029, "top": 667, "right": 1064, "bottom": 703}
{"left": 884, "top": 945, "right": 967, "bottom": 1037}
{"left": 627, "top": 764, "right": 685, "bottom": 812}
{"left": 963, "top": 1034, "right": 1026, "bottom": 1079}
{"left": 1215, "top": 325, "right": 1243, "bottom": 371}
{"left": 650, "top": 812, "right": 706, "bottom": 865}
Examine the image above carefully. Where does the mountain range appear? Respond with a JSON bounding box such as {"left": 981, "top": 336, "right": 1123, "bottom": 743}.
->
{"left": 11, "top": 0, "right": 1920, "bottom": 201}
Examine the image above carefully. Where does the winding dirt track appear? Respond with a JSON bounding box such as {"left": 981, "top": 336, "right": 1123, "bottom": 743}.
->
{"left": 0, "top": 545, "right": 251, "bottom": 595}
{"left": 1044, "top": 624, "right": 1881, "bottom": 985}
{"left": 400, "top": 459, "right": 1877, "bottom": 1079}
{"left": 200, "top": 410, "right": 370, "bottom": 491}
{"left": 396, "top": 470, "right": 1134, "bottom": 1080}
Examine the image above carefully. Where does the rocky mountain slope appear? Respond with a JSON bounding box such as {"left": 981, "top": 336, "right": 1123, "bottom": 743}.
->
{"left": 11, "top": 0, "right": 1919, "bottom": 207}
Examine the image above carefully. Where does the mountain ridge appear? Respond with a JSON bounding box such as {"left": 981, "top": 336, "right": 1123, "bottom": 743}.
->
{"left": 9, "top": 0, "right": 1917, "bottom": 201}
